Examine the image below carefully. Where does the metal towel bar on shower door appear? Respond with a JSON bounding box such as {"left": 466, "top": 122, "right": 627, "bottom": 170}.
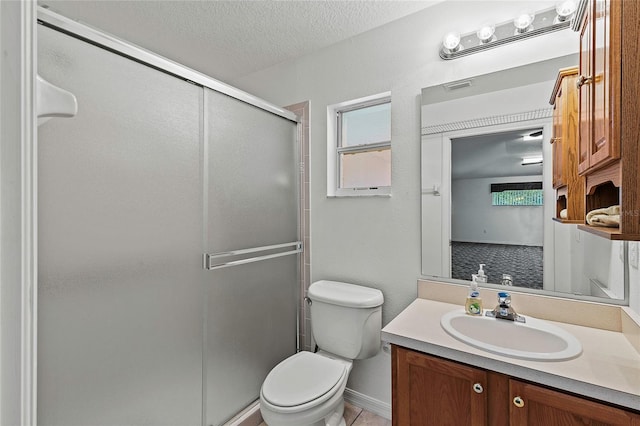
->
{"left": 203, "top": 241, "right": 303, "bottom": 270}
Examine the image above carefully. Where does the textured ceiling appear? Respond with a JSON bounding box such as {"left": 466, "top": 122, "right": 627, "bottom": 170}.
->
{"left": 452, "top": 128, "right": 544, "bottom": 180}
{"left": 39, "top": 0, "right": 441, "bottom": 83}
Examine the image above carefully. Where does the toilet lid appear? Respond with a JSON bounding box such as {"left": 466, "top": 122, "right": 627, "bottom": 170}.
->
{"left": 261, "top": 351, "right": 347, "bottom": 407}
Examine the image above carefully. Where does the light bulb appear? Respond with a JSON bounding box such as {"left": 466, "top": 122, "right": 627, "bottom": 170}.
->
{"left": 442, "top": 31, "right": 461, "bottom": 52}
{"left": 476, "top": 23, "right": 496, "bottom": 44}
{"left": 555, "top": 0, "right": 577, "bottom": 22}
{"left": 514, "top": 11, "right": 535, "bottom": 33}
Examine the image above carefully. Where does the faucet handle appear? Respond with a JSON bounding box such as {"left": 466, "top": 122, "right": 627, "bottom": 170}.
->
{"left": 501, "top": 274, "right": 513, "bottom": 286}
{"left": 497, "top": 291, "right": 511, "bottom": 307}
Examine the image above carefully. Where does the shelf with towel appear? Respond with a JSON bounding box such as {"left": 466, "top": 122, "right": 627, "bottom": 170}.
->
{"left": 552, "top": 217, "right": 584, "bottom": 225}
{"left": 577, "top": 162, "right": 630, "bottom": 240}
{"left": 576, "top": 224, "right": 640, "bottom": 241}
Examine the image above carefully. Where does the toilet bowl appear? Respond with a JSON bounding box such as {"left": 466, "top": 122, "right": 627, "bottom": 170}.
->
{"left": 260, "top": 351, "right": 352, "bottom": 426}
{"left": 259, "top": 280, "right": 384, "bottom": 426}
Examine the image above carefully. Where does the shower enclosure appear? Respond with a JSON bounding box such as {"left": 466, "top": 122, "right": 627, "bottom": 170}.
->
{"left": 37, "top": 10, "right": 300, "bottom": 426}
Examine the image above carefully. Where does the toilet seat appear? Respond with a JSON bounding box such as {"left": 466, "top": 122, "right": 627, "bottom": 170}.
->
{"left": 261, "top": 351, "right": 348, "bottom": 412}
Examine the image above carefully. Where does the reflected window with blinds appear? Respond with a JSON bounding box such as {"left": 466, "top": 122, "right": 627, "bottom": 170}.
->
{"left": 491, "top": 182, "right": 543, "bottom": 206}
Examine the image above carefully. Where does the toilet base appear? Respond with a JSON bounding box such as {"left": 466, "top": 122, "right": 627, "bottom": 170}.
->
{"left": 322, "top": 400, "right": 345, "bottom": 426}
{"left": 260, "top": 399, "right": 345, "bottom": 426}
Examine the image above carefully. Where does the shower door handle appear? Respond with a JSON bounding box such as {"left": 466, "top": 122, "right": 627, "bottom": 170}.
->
{"left": 204, "top": 241, "right": 302, "bottom": 270}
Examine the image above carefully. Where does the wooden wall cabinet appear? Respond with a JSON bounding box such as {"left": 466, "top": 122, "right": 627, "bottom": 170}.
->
{"left": 549, "top": 67, "right": 584, "bottom": 223}
{"left": 577, "top": 0, "right": 620, "bottom": 176}
{"left": 573, "top": 0, "right": 640, "bottom": 240}
{"left": 392, "top": 346, "right": 640, "bottom": 426}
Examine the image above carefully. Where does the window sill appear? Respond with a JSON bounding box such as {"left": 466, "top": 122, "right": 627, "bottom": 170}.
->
{"left": 327, "top": 194, "right": 392, "bottom": 199}
{"left": 328, "top": 187, "right": 392, "bottom": 198}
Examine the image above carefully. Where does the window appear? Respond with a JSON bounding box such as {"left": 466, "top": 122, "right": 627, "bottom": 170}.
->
{"left": 327, "top": 92, "right": 391, "bottom": 196}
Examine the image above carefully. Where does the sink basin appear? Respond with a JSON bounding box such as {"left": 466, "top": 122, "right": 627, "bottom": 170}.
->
{"left": 440, "top": 310, "right": 582, "bottom": 361}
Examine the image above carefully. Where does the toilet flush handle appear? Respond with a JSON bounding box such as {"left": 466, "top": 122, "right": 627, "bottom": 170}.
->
{"left": 304, "top": 296, "right": 312, "bottom": 306}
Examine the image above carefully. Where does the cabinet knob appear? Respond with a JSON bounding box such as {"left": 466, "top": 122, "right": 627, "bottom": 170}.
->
{"left": 513, "top": 396, "right": 525, "bottom": 408}
{"left": 472, "top": 383, "right": 484, "bottom": 394}
{"left": 576, "top": 75, "right": 593, "bottom": 88}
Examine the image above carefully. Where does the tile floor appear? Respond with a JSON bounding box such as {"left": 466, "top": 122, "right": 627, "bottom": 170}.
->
{"left": 258, "top": 401, "right": 391, "bottom": 426}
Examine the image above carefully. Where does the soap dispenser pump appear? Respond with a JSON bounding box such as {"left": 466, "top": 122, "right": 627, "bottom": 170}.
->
{"left": 475, "top": 264, "right": 487, "bottom": 284}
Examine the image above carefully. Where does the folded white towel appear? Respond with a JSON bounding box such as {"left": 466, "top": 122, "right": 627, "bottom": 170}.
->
{"left": 586, "top": 205, "right": 620, "bottom": 227}
{"left": 560, "top": 209, "right": 568, "bottom": 219}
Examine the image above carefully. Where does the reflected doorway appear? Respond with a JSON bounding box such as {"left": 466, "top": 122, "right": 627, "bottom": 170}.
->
{"left": 450, "top": 128, "right": 544, "bottom": 289}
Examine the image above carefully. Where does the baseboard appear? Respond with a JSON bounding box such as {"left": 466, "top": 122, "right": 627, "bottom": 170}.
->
{"left": 344, "top": 388, "right": 391, "bottom": 420}
{"left": 224, "top": 389, "right": 392, "bottom": 425}
{"left": 223, "top": 399, "right": 262, "bottom": 426}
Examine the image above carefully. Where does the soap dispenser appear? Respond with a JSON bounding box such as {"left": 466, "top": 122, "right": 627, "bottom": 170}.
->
{"left": 475, "top": 264, "right": 487, "bottom": 284}
{"left": 465, "top": 275, "right": 483, "bottom": 316}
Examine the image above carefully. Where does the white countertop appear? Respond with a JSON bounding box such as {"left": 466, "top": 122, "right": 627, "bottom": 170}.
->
{"left": 382, "top": 298, "right": 640, "bottom": 411}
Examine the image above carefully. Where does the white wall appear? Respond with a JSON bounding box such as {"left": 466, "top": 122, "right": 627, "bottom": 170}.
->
{"left": 581, "top": 233, "right": 625, "bottom": 299}
{"left": 554, "top": 224, "right": 626, "bottom": 300}
{"left": 629, "top": 242, "right": 640, "bottom": 314}
{"left": 452, "top": 176, "right": 543, "bottom": 246}
{"left": 231, "top": 0, "right": 640, "bottom": 411}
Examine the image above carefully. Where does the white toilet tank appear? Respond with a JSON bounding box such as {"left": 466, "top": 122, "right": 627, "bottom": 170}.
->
{"left": 308, "top": 280, "right": 384, "bottom": 360}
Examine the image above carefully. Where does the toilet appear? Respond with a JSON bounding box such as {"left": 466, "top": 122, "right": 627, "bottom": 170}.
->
{"left": 259, "top": 280, "right": 384, "bottom": 426}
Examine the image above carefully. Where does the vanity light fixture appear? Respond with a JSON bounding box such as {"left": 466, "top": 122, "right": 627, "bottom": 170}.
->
{"left": 555, "top": 0, "right": 579, "bottom": 23}
{"left": 521, "top": 155, "right": 544, "bottom": 165}
{"left": 439, "top": 4, "right": 575, "bottom": 60}
{"left": 476, "top": 23, "right": 496, "bottom": 44}
{"left": 513, "top": 11, "right": 535, "bottom": 34}
{"left": 442, "top": 31, "right": 462, "bottom": 54}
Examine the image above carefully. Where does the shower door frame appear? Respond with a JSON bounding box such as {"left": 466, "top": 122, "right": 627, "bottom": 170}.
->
{"left": 36, "top": 8, "right": 297, "bottom": 123}
{"left": 31, "top": 7, "right": 302, "bottom": 426}
{"left": 1, "top": 1, "right": 38, "bottom": 425}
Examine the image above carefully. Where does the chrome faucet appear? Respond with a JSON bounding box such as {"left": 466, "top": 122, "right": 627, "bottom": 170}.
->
{"left": 501, "top": 274, "right": 513, "bottom": 286}
{"left": 485, "top": 292, "right": 525, "bottom": 323}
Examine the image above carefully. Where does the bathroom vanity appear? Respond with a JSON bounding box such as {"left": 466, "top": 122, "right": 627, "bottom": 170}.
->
{"left": 392, "top": 347, "right": 639, "bottom": 425}
{"left": 382, "top": 281, "right": 640, "bottom": 425}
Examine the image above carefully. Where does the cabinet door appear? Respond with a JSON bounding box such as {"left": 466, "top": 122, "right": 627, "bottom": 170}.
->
{"left": 590, "top": 0, "right": 620, "bottom": 169}
{"left": 578, "top": 2, "right": 593, "bottom": 174}
{"left": 509, "top": 380, "right": 640, "bottom": 425}
{"left": 393, "top": 346, "right": 487, "bottom": 426}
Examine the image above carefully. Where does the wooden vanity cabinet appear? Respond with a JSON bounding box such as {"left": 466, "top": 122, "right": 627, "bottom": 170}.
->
{"left": 392, "top": 346, "right": 640, "bottom": 426}
{"left": 509, "top": 380, "right": 640, "bottom": 426}
{"left": 572, "top": 0, "right": 640, "bottom": 239}
{"left": 549, "top": 67, "right": 584, "bottom": 223}
{"left": 392, "top": 345, "right": 490, "bottom": 426}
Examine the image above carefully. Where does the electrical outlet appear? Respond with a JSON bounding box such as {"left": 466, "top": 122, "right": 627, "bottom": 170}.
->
{"left": 630, "top": 242, "right": 639, "bottom": 269}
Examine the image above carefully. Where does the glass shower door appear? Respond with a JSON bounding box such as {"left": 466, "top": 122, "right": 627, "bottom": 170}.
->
{"left": 38, "top": 26, "right": 204, "bottom": 426}
{"left": 203, "top": 88, "right": 299, "bottom": 425}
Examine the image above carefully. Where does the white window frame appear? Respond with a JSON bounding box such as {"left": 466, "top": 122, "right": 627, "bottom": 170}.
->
{"left": 327, "top": 92, "right": 392, "bottom": 197}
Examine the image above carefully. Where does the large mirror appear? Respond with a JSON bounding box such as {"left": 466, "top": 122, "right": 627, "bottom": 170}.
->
{"left": 421, "top": 54, "right": 628, "bottom": 303}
